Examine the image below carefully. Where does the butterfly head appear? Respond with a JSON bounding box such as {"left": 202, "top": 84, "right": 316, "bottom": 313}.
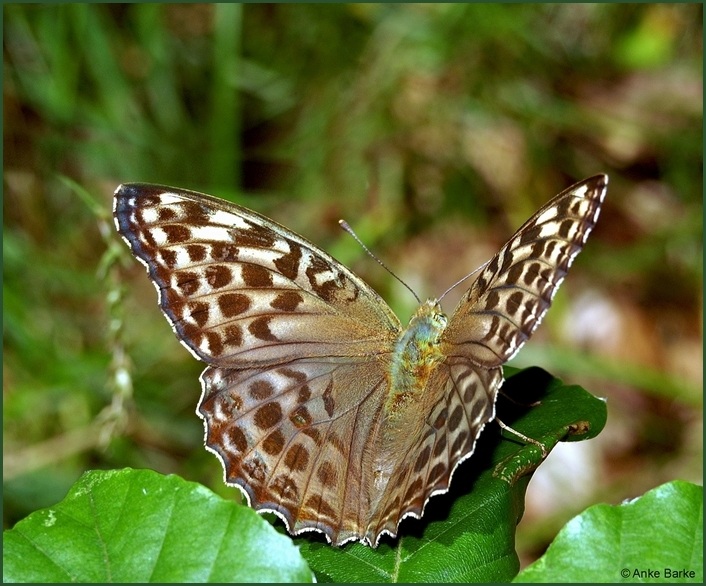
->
{"left": 397, "top": 299, "right": 449, "bottom": 358}
{"left": 411, "top": 299, "right": 448, "bottom": 339}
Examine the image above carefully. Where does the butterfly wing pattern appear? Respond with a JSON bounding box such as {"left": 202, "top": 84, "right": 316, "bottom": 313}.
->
{"left": 114, "top": 174, "right": 607, "bottom": 547}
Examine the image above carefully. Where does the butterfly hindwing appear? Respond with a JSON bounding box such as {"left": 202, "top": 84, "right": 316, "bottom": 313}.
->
{"left": 199, "top": 357, "right": 390, "bottom": 545}
{"left": 363, "top": 360, "right": 503, "bottom": 544}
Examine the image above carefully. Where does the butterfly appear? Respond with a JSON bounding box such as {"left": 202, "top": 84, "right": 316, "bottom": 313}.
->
{"left": 114, "top": 174, "right": 607, "bottom": 547}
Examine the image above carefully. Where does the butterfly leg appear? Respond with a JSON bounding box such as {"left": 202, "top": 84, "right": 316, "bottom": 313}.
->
{"left": 496, "top": 417, "right": 548, "bottom": 458}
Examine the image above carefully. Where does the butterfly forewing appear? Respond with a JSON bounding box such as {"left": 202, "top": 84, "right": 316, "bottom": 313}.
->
{"left": 443, "top": 174, "right": 608, "bottom": 367}
{"left": 114, "top": 184, "right": 400, "bottom": 368}
{"left": 114, "top": 174, "right": 607, "bottom": 547}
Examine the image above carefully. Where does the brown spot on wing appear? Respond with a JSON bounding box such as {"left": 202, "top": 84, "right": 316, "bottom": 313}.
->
{"left": 327, "top": 431, "right": 346, "bottom": 456}
{"left": 450, "top": 430, "right": 470, "bottom": 455}
{"left": 218, "top": 293, "right": 251, "bottom": 317}
{"left": 163, "top": 225, "right": 191, "bottom": 243}
{"left": 228, "top": 426, "right": 248, "bottom": 453}
{"left": 433, "top": 408, "right": 447, "bottom": 429}
{"left": 262, "top": 430, "right": 285, "bottom": 456}
{"left": 158, "top": 207, "right": 177, "bottom": 222}
{"left": 160, "top": 249, "right": 177, "bottom": 268}
{"left": 297, "top": 385, "right": 311, "bottom": 404}
{"left": 302, "top": 427, "right": 322, "bottom": 443}
{"left": 205, "top": 265, "right": 232, "bottom": 289}
{"left": 254, "top": 402, "right": 283, "bottom": 430}
{"left": 223, "top": 325, "right": 243, "bottom": 347}
{"left": 285, "top": 444, "right": 309, "bottom": 471}
{"left": 317, "top": 461, "right": 337, "bottom": 488}
{"left": 279, "top": 368, "right": 307, "bottom": 383}
{"left": 188, "top": 301, "right": 210, "bottom": 327}
{"left": 506, "top": 291, "right": 524, "bottom": 314}
{"left": 273, "top": 240, "right": 302, "bottom": 280}
{"left": 211, "top": 242, "right": 239, "bottom": 262}
{"left": 448, "top": 405, "right": 464, "bottom": 433}
{"left": 305, "top": 255, "right": 341, "bottom": 302}
{"left": 413, "top": 445, "right": 431, "bottom": 473}
{"left": 187, "top": 244, "right": 207, "bottom": 262}
{"left": 484, "top": 290, "right": 500, "bottom": 311}
{"left": 322, "top": 380, "right": 335, "bottom": 417}
{"left": 249, "top": 316, "right": 278, "bottom": 341}
{"left": 270, "top": 291, "right": 304, "bottom": 311}
{"left": 204, "top": 331, "right": 224, "bottom": 356}
{"left": 428, "top": 463, "right": 447, "bottom": 484}
{"left": 180, "top": 201, "right": 211, "bottom": 224}
{"left": 249, "top": 380, "right": 274, "bottom": 400}
{"left": 242, "top": 264, "right": 273, "bottom": 287}
{"left": 433, "top": 435, "right": 447, "bottom": 457}
{"left": 176, "top": 271, "right": 199, "bottom": 295}
{"left": 524, "top": 261, "right": 541, "bottom": 287}
{"left": 304, "top": 495, "right": 337, "bottom": 523}
{"left": 403, "top": 477, "right": 423, "bottom": 505}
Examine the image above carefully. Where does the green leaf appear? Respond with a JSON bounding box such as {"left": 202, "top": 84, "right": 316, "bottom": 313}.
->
{"left": 3, "top": 468, "right": 313, "bottom": 583}
{"left": 515, "top": 480, "right": 703, "bottom": 583}
{"left": 298, "top": 367, "right": 607, "bottom": 582}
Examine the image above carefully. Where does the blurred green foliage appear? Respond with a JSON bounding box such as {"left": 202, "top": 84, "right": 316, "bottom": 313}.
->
{"left": 3, "top": 2, "right": 702, "bottom": 566}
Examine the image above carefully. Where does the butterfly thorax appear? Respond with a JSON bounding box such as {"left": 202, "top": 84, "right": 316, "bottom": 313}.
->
{"left": 385, "top": 299, "right": 448, "bottom": 418}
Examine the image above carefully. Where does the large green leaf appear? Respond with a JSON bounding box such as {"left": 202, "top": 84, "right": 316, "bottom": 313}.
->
{"left": 3, "top": 468, "right": 313, "bottom": 583}
{"left": 298, "top": 366, "right": 607, "bottom": 582}
{"left": 515, "top": 480, "right": 703, "bottom": 583}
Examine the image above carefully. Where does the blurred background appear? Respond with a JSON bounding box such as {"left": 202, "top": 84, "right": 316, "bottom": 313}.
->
{"left": 3, "top": 3, "right": 702, "bottom": 566}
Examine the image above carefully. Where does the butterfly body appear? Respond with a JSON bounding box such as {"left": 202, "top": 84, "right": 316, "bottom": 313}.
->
{"left": 387, "top": 300, "right": 447, "bottom": 413}
{"left": 114, "top": 174, "right": 607, "bottom": 546}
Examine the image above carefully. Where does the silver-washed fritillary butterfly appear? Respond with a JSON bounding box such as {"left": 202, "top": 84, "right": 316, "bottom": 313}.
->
{"left": 114, "top": 174, "right": 607, "bottom": 546}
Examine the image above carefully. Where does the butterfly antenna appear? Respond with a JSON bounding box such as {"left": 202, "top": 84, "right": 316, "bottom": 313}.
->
{"left": 438, "top": 260, "right": 490, "bottom": 302}
{"left": 339, "top": 220, "right": 421, "bottom": 304}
